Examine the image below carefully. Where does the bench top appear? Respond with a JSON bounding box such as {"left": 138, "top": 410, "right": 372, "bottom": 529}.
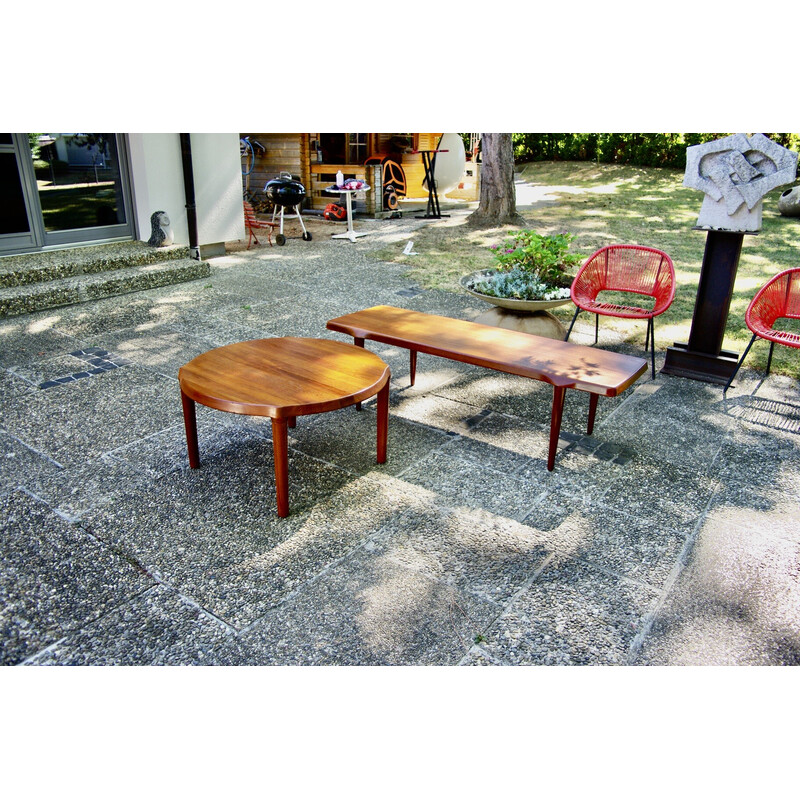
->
{"left": 327, "top": 305, "right": 647, "bottom": 396}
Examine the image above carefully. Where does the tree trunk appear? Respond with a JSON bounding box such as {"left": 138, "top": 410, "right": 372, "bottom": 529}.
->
{"left": 467, "top": 132, "right": 527, "bottom": 228}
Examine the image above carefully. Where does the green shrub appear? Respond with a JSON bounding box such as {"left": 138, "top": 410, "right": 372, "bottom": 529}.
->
{"left": 464, "top": 230, "right": 581, "bottom": 300}
{"left": 490, "top": 230, "right": 581, "bottom": 287}
{"left": 511, "top": 133, "right": 800, "bottom": 169}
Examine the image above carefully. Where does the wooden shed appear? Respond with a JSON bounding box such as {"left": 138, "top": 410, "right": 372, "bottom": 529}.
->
{"left": 240, "top": 133, "right": 479, "bottom": 215}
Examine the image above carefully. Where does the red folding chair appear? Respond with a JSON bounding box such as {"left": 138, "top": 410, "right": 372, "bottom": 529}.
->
{"left": 565, "top": 244, "right": 676, "bottom": 378}
{"left": 243, "top": 200, "right": 278, "bottom": 249}
{"left": 724, "top": 267, "right": 800, "bottom": 391}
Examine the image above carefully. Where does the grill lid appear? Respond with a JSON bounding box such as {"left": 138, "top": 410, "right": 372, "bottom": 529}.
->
{"left": 264, "top": 177, "right": 306, "bottom": 207}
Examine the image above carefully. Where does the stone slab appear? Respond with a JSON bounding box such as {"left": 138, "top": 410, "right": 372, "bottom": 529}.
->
{"left": 1, "top": 490, "right": 154, "bottom": 665}
{"left": 25, "top": 584, "right": 253, "bottom": 666}
{"left": 237, "top": 545, "right": 498, "bottom": 666}
{"left": 476, "top": 555, "right": 660, "bottom": 666}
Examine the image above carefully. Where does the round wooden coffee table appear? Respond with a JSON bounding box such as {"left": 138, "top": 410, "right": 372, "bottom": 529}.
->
{"left": 178, "top": 337, "right": 391, "bottom": 517}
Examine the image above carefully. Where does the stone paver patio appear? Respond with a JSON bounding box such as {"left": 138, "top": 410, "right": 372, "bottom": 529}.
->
{"left": 2, "top": 207, "right": 799, "bottom": 666}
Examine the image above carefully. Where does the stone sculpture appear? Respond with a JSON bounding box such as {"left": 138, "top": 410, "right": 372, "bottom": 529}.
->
{"left": 778, "top": 185, "right": 800, "bottom": 217}
{"left": 147, "top": 210, "right": 174, "bottom": 247}
{"left": 683, "top": 133, "right": 798, "bottom": 232}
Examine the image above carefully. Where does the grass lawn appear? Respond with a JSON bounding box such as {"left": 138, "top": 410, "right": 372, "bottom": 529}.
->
{"left": 38, "top": 184, "right": 119, "bottom": 231}
{"left": 370, "top": 161, "right": 800, "bottom": 379}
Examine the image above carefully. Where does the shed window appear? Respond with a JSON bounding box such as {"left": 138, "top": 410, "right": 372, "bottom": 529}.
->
{"left": 319, "top": 133, "right": 367, "bottom": 165}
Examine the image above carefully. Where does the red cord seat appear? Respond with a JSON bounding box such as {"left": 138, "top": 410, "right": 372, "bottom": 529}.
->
{"left": 724, "top": 267, "right": 800, "bottom": 391}
{"left": 565, "top": 244, "right": 676, "bottom": 378}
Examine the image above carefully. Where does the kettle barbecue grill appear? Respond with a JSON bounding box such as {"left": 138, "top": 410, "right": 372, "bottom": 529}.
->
{"left": 264, "top": 173, "right": 312, "bottom": 245}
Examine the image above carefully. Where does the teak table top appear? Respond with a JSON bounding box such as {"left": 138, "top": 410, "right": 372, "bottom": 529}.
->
{"left": 327, "top": 305, "right": 647, "bottom": 396}
{"left": 178, "top": 337, "right": 391, "bottom": 418}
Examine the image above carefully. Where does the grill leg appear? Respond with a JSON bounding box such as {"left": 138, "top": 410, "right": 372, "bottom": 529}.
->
{"left": 723, "top": 333, "right": 758, "bottom": 393}
{"left": 295, "top": 204, "right": 308, "bottom": 235}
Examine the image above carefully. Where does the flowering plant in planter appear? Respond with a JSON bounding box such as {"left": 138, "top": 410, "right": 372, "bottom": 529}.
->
{"left": 465, "top": 231, "right": 582, "bottom": 301}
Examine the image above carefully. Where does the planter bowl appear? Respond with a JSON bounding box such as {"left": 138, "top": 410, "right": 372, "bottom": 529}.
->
{"left": 460, "top": 271, "right": 573, "bottom": 312}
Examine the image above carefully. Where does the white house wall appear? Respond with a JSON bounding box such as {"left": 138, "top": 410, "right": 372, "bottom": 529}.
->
{"left": 190, "top": 133, "right": 244, "bottom": 246}
{"left": 127, "top": 133, "right": 244, "bottom": 248}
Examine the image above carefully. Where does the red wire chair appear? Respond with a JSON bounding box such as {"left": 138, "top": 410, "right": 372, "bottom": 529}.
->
{"left": 723, "top": 267, "right": 800, "bottom": 392}
{"left": 243, "top": 200, "right": 278, "bottom": 249}
{"left": 565, "top": 244, "right": 676, "bottom": 378}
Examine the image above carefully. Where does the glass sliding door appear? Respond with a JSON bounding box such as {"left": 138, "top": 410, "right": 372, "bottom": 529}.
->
{"left": 0, "top": 133, "right": 134, "bottom": 255}
{"left": 0, "top": 133, "right": 37, "bottom": 252}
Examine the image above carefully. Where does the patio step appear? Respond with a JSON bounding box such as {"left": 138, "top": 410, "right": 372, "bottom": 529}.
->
{"left": 0, "top": 257, "right": 211, "bottom": 319}
{"left": 0, "top": 242, "right": 211, "bottom": 318}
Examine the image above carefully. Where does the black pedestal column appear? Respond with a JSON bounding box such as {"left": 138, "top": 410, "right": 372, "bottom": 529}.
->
{"left": 662, "top": 228, "right": 754, "bottom": 384}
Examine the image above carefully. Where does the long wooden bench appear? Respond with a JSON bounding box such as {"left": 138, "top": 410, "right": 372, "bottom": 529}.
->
{"left": 327, "top": 305, "right": 648, "bottom": 470}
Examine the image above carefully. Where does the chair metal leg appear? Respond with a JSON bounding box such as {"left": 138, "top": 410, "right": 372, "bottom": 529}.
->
{"left": 723, "top": 333, "right": 758, "bottom": 393}
{"left": 765, "top": 340, "right": 776, "bottom": 376}
{"left": 648, "top": 318, "right": 655, "bottom": 379}
{"left": 594, "top": 313, "right": 599, "bottom": 344}
{"left": 565, "top": 307, "right": 581, "bottom": 342}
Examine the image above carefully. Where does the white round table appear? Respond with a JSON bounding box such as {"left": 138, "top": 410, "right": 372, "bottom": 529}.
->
{"left": 325, "top": 184, "right": 370, "bottom": 243}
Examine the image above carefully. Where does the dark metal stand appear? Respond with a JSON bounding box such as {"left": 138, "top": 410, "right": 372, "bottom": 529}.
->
{"left": 662, "top": 228, "right": 754, "bottom": 384}
{"left": 415, "top": 150, "right": 449, "bottom": 219}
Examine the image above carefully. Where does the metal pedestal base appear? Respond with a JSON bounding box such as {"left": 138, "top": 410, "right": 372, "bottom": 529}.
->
{"left": 661, "top": 342, "right": 740, "bottom": 384}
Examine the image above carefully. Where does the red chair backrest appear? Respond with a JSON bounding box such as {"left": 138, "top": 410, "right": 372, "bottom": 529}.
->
{"left": 746, "top": 267, "right": 800, "bottom": 339}
{"left": 243, "top": 201, "right": 257, "bottom": 225}
{"left": 572, "top": 244, "right": 675, "bottom": 314}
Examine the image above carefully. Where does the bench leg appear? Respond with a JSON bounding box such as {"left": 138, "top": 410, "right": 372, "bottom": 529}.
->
{"left": 548, "top": 386, "right": 566, "bottom": 471}
{"left": 181, "top": 389, "right": 201, "bottom": 469}
{"left": 272, "top": 418, "right": 290, "bottom": 518}
{"left": 409, "top": 350, "right": 417, "bottom": 386}
{"left": 587, "top": 394, "right": 599, "bottom": 435}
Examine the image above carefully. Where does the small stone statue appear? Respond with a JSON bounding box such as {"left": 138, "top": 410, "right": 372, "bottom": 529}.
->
{"left": 683, "top": 133, "right": 798, "bottom": 232}
{"left": 147, "top": 210, "right": 174, "bottom": 247}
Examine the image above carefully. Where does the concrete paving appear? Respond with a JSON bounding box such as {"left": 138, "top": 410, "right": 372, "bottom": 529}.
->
{"left": 2, "top": 207, "right": 799, "bottom": 666}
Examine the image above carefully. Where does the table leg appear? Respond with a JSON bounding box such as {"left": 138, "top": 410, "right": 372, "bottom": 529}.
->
{"left": 272, "top": 417, "right": 290, "bottom": 518}
{"left": 181, "top": 389, "right": 201, "bottom": 469}
{"left": 345, "top": 192, "right": 355, "bottom": 237}
{"left": 587, "top": 394, "right": 599, "bottom": 435}
{"left": 331, "top": 192, "right": 367, "bottom": 242}
{"left": 376, "top": 382, "right": 389, "bottom": 464}
{"left": 547, "top": 386, "right": 567, "bottom": 471}
{"left": 354, "top": 337, "right": 364, "bottom": 410}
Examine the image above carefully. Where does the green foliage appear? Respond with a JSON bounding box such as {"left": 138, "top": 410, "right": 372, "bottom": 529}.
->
{"left": 466, "top": 267, "right": 572, "bottom": 301}
{"left": 464, "top": 230, "right": 579, "bottom": 301}
{"left": 490, "top": 230, "right": 581, "bottom": 287}
{"left": 513, "top": 133, "right": 800, "bottom": 170}
{"left": 28, "top": 133, "right": 43, "bottom": 160}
